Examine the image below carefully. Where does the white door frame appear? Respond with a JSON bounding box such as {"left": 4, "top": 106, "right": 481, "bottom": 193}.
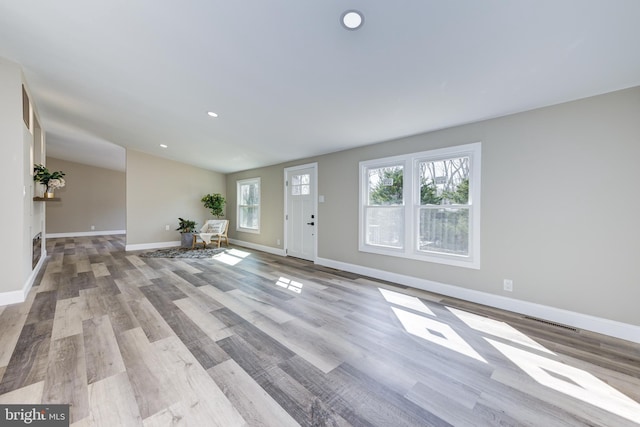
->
{"left": 284, "top": 162, "right": 318, "bottom": 262}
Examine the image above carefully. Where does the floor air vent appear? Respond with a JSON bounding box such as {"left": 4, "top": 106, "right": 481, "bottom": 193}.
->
{"left": 523, "top": 316, "right": 579, "bottom": 332}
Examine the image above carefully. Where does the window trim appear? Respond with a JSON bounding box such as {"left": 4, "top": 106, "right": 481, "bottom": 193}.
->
{"left": 359, "top": 142, "right": 481, "bottom": 269}
{"left": 236, "top": 177, "right": 261, "bottom": 234}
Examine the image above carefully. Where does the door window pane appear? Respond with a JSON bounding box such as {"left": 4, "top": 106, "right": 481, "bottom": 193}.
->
{"left": 291, "top": 174, "right": 310, "bottom": 196}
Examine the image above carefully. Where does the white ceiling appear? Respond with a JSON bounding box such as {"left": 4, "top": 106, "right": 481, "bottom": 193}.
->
{"left": 1, "top": 1, "right": 639, "bottom": 173}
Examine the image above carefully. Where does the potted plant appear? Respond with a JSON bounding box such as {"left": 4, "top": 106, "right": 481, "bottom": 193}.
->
{"left": 33, "top": 164, "right": 66, "bottom": 198}
{"left": 176, "top": 218, "right": 197, "bottom": 248}
{"left": 201, "top": 193, "right": 226, "bottom": 218}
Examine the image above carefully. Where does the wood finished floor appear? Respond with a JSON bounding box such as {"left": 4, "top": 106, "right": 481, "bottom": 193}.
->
{"left": 0, "top": 235, "right": 639, "bottom": 426}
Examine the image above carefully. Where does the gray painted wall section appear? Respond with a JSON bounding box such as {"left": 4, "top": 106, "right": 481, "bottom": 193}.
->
{"left": 126, "top": 149, "right": 226, "bottom": 247}
{"left": 45, "top": 157, "right": 126, "bottom": 234}
{"left": 227, "top": 87, "right": 640, "bottom": 327}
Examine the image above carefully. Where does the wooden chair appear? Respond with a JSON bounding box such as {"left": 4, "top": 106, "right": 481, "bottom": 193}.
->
{"left": 192, "top": 219, "right": 229, "bottom": 248}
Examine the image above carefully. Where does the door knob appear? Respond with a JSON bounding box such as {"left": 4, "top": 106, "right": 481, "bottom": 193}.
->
{"left": 306, "top": 222, "right": 315, "bottom": 226}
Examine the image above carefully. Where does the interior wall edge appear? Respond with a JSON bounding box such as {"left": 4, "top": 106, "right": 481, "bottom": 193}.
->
{"left": 0, "top": 253, "right": 47, "bottom": 307}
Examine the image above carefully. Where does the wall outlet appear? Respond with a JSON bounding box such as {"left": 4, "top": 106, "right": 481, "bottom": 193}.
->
{"left": 165, "top": 224, "right": 170, "bottom": 231}
{"left": 503, "top": 279, "right": 513, "bottom": 292}
{"left": 277, "top": 239, "right": 281, "bottom": 245}
{"left": 90, "top": 225, "right": 95, "bottom": 230}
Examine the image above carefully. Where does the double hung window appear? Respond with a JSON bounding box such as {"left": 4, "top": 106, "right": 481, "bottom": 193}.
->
{"left": 359, "top": 143, "right": 481, "bottom": 268}
{"left": 237, "top": 178, "right": 260, "bottom": 233}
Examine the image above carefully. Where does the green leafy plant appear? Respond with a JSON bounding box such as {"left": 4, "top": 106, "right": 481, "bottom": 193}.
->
{"left": 201, "top": 193, "right": 226, "bottom": 218}
{"left": 176, "top": 218, "right": 197, "bottom": 233}
{"left": 33, "top": 163, "right": 66, "bottom": 191}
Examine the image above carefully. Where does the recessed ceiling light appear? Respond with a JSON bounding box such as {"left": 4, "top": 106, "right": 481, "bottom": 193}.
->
{"left": 341, "top": 10, "right": 364, "bottom": 30}
{"left": 160, "top": 144, "right": 168, "bottom": 148}
{"left": 207, "top": 111, "right": 218, "bottom": 118}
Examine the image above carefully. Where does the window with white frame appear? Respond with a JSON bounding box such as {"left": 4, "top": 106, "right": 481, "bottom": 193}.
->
{"left": 359, "top": 142, "right": 481, "bottom": 269}
{"left": 364, "top": 163, "right": 405, "bottom": 250}
{"left": 237, "top": 178, "right": 260, "bottom": 233}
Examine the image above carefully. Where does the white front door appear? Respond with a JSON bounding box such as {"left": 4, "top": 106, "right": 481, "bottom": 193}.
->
{"left": 285, "top": 164, "right": 317, "bottom": 261}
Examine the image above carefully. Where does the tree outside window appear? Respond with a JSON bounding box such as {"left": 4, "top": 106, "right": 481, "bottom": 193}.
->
{"left": 365, "top": 165, "right": 404, "bottom": 249}
{"left": 418, "top": 157, "right": 470, "bottom": 256}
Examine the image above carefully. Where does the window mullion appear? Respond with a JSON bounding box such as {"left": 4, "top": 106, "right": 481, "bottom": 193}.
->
{"left": 404, "top": 159, "right": 414, "bottom": 255}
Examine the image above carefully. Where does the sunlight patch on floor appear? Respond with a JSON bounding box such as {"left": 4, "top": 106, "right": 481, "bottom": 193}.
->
{"left": 227, "top": 248, "right": 250, "bottom": 258}
{"left": 214, "top": 249, "right": 251, "bottom": 266}
{"left": 275, "top": 277, "right": 303, "bottom": 294}
{"left": 487, "top": 338, "right": 640, "bottom": 424}
{"left": 379, "top": 287, "right": 640, "bottom": 423}
{"left": 379, "top": 288, "right": 435, "bottom": 316}
{"left": 447, "top": 306, "right": 553, "bottom": 354}
{"left": 391, "top": 307, "right": 487, "bottom": 363}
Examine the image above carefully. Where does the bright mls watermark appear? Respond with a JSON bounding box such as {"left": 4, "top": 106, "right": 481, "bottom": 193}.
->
{"left": 1, "top": 405, "right": 69, "bottom": 426}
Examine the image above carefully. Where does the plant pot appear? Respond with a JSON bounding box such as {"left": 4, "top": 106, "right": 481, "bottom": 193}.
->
{"left": 180, "top": 232, "right": 194, "bottom": 248}
{"left": 44, "top": 191, "right": 55, "bottom": 198}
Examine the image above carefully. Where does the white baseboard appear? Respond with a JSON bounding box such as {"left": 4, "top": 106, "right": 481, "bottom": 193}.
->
{"left": 316, "top": 257, "right": 640, "bottom": 344}
{"left": 47, "top": 230, "right": 126, "bottom": 238}
{"left": 0, "top": 250, "right": 47, "bottom": 306}
{"left": 228, "top": 239, "right": 286, "bottom": 257}
{"left": 125, "top": 241, "right": 181, "bottom": 251}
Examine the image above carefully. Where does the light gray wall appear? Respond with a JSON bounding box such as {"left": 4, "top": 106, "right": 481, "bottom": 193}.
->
{"left": 45, "top": 157, "right": 126, "bottom": 234}
{"left": 227, "top": 86, "right": 640, "bottom": 326}
{"left": 126, "top": 149, "right": 226, "bottom": 246}
{"left": 226, "top": 166, "right": 285, "bottom": 249}
{"left": 0, "top": 58, "right": 42, "bottom": 294}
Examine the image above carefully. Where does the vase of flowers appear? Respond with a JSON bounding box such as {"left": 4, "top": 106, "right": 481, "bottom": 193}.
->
{"left": 33, "top": 164, "right": 66, "bottom": 198}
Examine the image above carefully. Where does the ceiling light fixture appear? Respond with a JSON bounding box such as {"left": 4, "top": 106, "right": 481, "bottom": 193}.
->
{"left": 341, "top": 10, "right": 364, "bottom": 30}
{"left": 160, "top": 144, "right": 168, "bottom": 148}
{"left": 207, "top": 111, "right": 218, "bottom": 118}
